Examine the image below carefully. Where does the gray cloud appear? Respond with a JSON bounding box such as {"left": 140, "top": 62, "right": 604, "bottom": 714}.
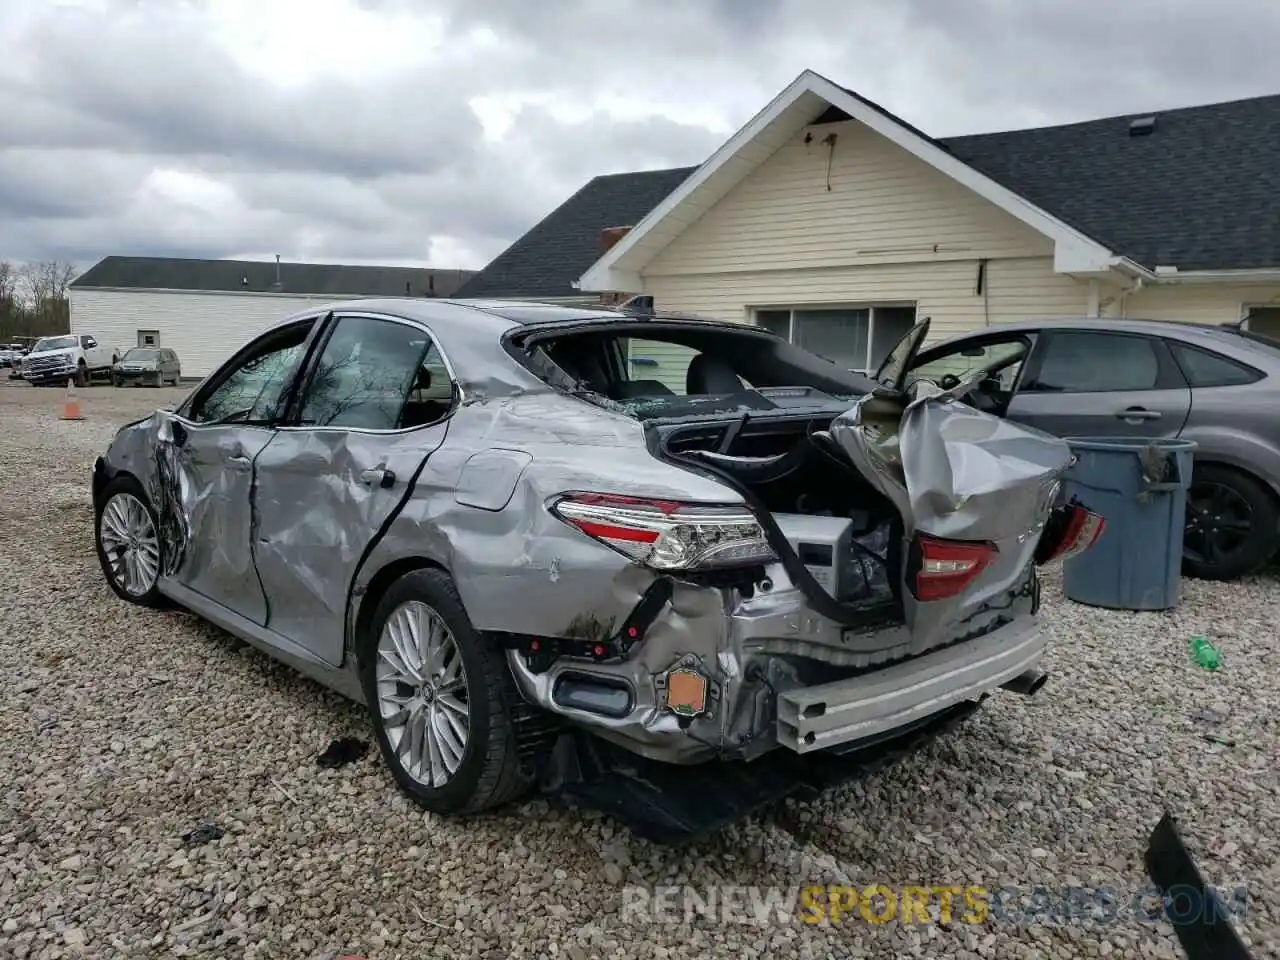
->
{"left": 1, "top": 0, "right": 1278, "bottom": 272}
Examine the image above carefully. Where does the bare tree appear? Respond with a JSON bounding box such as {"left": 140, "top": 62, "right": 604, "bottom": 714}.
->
{"left": 15, "top": 260, "right": 77, "bottom": 336}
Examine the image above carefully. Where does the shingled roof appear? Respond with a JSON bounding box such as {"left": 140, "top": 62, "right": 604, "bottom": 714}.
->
{"left": 71, "top": 256, "right": 476, "bottom": 298}
{"left": 942, "top": 93, "right": 1280, "bottom": 272}
{"left": 454, "top": 167, "right": 697, "bottom": 299}
{"left": 461, "top": 90, "right": 1280, "bottom": 298}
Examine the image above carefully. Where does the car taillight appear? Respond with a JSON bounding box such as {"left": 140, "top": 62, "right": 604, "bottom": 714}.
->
{"left": 550, "top": 492, "right": 776, "bottom": 571}
{"left": 911, "top": 534, "right": 997, "bottom": 602}
{"left": 1035, "top": 504, "right": 1106, "bottom": 566}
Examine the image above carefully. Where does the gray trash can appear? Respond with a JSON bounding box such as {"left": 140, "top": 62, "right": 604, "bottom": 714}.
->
{"left": 1059, "top": 437, "right": 1196, "bottom": 611}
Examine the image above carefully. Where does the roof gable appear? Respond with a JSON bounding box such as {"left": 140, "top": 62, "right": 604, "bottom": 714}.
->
{"left": 579, "top": 71, "right": 1118, "bottom": 293}
{"left": 562, "top": 73, "right": 1280, "bottom": 290}
{"left": 453, "top": 167, "right": 697, "bottom": 300}
{"left": 71, "top": 256, "right": 476, "bottom": 298}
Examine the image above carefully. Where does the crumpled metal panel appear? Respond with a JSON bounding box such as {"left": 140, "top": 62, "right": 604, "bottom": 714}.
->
{"left": 251, "top": 423, "right": 447, "bottom": 666}
{"left": 830, "top": 393, "right": 1072, "bottom": 540}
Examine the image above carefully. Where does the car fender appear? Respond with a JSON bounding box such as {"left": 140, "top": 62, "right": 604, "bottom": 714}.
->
{"left": 1175, "top": 423, "right": 1280, "bottom": 497}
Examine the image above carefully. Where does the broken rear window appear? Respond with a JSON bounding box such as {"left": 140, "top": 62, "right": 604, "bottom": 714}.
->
{"left": 507, "top": 320, "right": 875, "bottom": 418}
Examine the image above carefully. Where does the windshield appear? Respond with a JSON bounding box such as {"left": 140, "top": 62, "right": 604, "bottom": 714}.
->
{"left": 123, "top": 348, "right": 161, "bottom": 361}
{"left": 32, "top": 335, "right": 76, "bottom": 352}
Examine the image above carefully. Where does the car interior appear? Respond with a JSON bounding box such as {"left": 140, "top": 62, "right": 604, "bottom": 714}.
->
{"left": 909, "top": 340, "right": 1030, "bottom": 416}
{"left": 534, "top": 327, "right": 870, "bottom": 407}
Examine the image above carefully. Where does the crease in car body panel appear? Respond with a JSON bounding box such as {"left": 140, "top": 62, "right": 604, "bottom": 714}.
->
{"left": 251, "top": 420, "right": 450, "bottom": 667}
{"left": 118, "top": 410, "right": 275, "bottom": 621}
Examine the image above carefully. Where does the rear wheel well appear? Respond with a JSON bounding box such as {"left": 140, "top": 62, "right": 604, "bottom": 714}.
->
{"left": 1193, "top": 459, "right": 1280, "bottom": 505}
{"left": 351, "top": 556, "right": 451, "bottom": 662}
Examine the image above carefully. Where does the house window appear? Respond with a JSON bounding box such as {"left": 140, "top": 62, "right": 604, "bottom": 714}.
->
{"left": 1244, "top": 305, "right": 1280, "bottom": 341}
{"left": 138, "top": 330, "right": 160, "bottom": 347}
{"left": 753, "top": 305, "right": 916, "bottom": 373}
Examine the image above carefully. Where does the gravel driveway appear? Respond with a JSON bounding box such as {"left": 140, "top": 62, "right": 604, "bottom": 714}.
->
{"left": 1, "top": 380, "right": 1276, "bottom": 960}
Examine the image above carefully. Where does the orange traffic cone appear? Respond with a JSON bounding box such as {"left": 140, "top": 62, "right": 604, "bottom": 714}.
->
{"left": 60, "top": 379, "right": 84, "bottom": 421}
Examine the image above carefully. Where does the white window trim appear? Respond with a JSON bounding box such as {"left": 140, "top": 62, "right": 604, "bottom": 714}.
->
{"left": 1240, "top": 302, "right": 1280, "bottom": 330}
{"left": 752, "top": 302, "right": 916, "bottom": 373}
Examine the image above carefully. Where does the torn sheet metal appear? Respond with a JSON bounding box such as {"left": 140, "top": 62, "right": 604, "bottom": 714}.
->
{"left": 831, "top": 392, "right": 1072, "bottom": 542}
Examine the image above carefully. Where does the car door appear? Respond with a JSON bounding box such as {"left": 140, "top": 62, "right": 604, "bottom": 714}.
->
{"left": 250, "top": 312, "right": 455, "bottom": 666}
{"left": 1005, "top": 329, "right": 1192, "bottom": 438}
{"left": 158, "top": 315, "right": 323, "bottom": 622}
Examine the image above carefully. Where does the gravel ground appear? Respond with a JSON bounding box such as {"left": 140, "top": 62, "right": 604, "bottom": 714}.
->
{"left": 0, "top": 379, "right": 1276, "bottom": 960}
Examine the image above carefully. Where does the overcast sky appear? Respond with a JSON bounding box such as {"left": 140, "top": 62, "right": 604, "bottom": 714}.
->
{"left": 2, "top": 0, "right": 1277, "bottom": 274}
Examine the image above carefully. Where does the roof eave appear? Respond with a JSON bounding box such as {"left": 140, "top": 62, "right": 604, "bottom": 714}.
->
{"left": 578, "top": 69, "right": 1117, "bottom": 291}
{"left": 1109, "top": 258, "right": 1280, "bottom": 284}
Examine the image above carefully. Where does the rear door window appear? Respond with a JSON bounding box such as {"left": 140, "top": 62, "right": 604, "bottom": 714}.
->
{"left": 1023, "top": 332, "right": 1162, "bottom": 393}
{"left": 296, "top": 315, "right": 451, "bottom": 430}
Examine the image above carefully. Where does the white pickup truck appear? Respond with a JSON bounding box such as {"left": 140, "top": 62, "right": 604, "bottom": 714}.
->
{"left": 19, "top": 334, "right": 118, "bottom": 387}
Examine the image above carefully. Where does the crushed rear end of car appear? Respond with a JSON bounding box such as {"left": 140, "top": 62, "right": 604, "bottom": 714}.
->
{"left": 491, "top": 317, "right": 1104, "bottom": 782}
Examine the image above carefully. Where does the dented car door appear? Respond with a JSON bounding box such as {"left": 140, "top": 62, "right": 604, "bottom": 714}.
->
{"left": 154, "top": 417, "right": 275, "bottom": 622}
{"left": 250, "top": 313, "right": 454, "bottom": 666}
{"left": 149, "top": 317, "right": 321, "bottom": 622}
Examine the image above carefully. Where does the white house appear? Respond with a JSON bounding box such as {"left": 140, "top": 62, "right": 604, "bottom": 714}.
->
{"left": 70, "top": 256, "right": 475, "bottom": 378}
{"left": 461, "top": 70, "right": 1280, "bottom": 388}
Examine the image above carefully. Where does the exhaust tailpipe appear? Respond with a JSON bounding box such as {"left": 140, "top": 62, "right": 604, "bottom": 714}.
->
{"left": 1001, "top": 670, "right": 1049, "bottom": 697}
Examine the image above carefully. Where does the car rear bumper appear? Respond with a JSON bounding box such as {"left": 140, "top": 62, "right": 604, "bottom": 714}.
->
{"left": 775, "top": 616, "right": 1044, "bottom": 753}
{"left": 506, "top": 561, "right": 1042, "bottom": 765}
{"left": 114, "top": 370, "right": 161, "bottom": 384}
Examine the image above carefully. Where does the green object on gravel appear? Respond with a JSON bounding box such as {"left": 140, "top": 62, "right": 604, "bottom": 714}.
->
{"left": 1189, "top": 635, "right": 1222, "bottom": 671}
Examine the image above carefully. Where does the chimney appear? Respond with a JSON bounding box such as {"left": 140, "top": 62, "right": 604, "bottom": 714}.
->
{"left": 600, "top": 225, "right": 633, "bottom": 253}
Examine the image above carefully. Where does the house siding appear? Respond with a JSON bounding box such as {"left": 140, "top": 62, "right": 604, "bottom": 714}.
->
{"left": 1114, "top": 283, "right": 1280, "bottom": 324}
{"left": 644, "top": 119, "right": 1053, "bottom": 278}
{"left": 70, "top": 289, "right": 356, "bottom": 378}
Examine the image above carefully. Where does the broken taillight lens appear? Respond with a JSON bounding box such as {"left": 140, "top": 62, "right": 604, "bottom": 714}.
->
{"left": 911, "top": 534, "right": 997, "bottom": 602}
{"left": 1035, "top": 504, "right": 1106, "bottom": 566}
{"left": 550, "top": 492, "right": 776, "bottom": 571}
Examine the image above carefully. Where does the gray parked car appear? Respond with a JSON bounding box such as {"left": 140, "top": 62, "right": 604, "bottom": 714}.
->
{"left": 91, "top": 300, "right": 1101, "bottom": 816}
{"left": 905, "top": 318, "right": 1280, "bottom": 581}
{"left": 113, "top": 347, "right": 182, "bottom": 386}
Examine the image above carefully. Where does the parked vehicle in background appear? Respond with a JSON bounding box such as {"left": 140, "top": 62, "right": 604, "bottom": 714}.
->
{"left": 904, "top": 317, "right": 1280, "bottom": 581}
{"left": 0, "top": 343, "right": 26, "bottom": 367}
{"left": 92, "top": 299, "right": 1101, "bottom": 818}
{"left": 20, "top": 334, "right": 118, "bottom": 386}
{"left": 113, "top": 347, "right": 182, "bottom": 387}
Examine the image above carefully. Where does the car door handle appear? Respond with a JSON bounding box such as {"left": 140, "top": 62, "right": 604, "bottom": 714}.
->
{"left": 227, "top": 455, "right": 252, "bottom": 470}
{"left": 360, "top": 466, "right": 397, "bottom": 489}
{"left": 1116, "top": 407, "right": 1161, "bottom": 421}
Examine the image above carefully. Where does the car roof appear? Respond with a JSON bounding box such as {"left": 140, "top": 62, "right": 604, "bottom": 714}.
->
{"left": 933, "top": 315, "right": 1267, "bottom": 344}
{"left": 927, "top": 316, "right": 1280, "bottom": 366}
{"left": 278, "top": 296, "right": 758, "bottom": 335}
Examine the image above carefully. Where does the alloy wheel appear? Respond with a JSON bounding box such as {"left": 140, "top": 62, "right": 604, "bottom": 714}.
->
{"left": 99, "top": 492, "right": 161, "bottom": 596}
{"left": 375, "top": 600, "right": 471, "bottom": 788}
{"left": 1184, "top": 481, "right": 1253, "bottom": 569}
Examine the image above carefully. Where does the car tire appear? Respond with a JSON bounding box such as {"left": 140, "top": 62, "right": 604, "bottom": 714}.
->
{"left": 359, "top": 567, "right": 533, "bottom": 815}
{"left": 1182, "top": 464, "right": 1278, "bottom": 581}
{"left": 94, "top": 475, "right": 167, "bottom": 608}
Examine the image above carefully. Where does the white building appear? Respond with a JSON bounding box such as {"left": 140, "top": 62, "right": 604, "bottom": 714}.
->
{"left": 69, "top": 256, "right": 476, "bottom": 378}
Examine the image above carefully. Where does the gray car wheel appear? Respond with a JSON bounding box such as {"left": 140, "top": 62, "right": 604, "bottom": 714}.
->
{"left": 359, "top": 568, "right": 533, "bottom": 815}
{"left": 94, "top": 476, "right": 166, "bottom": 607}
